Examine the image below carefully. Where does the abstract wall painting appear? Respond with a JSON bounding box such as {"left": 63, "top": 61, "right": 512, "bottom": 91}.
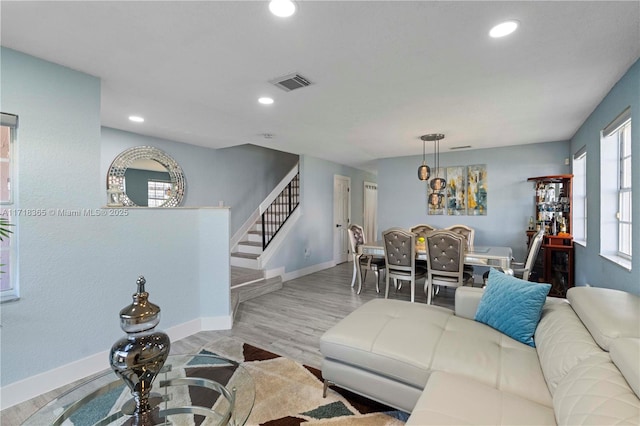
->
{"left": 427, "top": 164, "right": 487, "bottom": 216}
{"left": 446, "top": 166, "right": 466, "bottom": 215}
{"left": 467, "top": 164, "right": 487, "bottom": 216}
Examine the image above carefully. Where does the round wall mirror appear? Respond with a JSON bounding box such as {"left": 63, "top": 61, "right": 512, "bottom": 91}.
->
{"left": 107, "top": 146, "right": 186, "bottom": 207}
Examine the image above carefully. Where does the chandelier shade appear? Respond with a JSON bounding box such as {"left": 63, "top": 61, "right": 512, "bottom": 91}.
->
{"left": 418, "top": 164, "right": 430, "bottom": 181}
{"left": 420, "top": 133, "right": 446, "bottom": 206}
{"left": 418, "top": 137, "right": 430, "bottom": 181}
{"left": 430, "top": 177, "right": 446, "bottom": 191}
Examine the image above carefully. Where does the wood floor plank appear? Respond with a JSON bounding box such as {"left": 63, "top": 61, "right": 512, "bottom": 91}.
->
{"left": 0, "top": 261, "right": 455, "bottom": 425}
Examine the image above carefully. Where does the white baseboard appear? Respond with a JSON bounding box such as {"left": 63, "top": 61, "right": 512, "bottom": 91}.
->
{"left": 282, "top": 260, "right": 336, "bottom": 282}
{"left": 0, "top": 349, "right": 112, "bottom": 413}
{"left": 0, "top": 315, "right": 233, "bottom": 411}
{"left": 265, "top": 266, "right": 285, "bottom": 280}
{"left": 201, "top": 315, "right": 233, "bottom": 330}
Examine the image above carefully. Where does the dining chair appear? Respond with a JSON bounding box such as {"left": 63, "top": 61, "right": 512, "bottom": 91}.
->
{"left": 382, "top": 227, "right": 426, "bottom": 303}
{"left": 424, "top": 230, "right": 474, "bottom": 304}
{"left": 410, "top": 224, "right": 437, "bottom": 270}
{"left": 410, "top": 224, "right": 437, "bottom": 239}
{"left": 445, "top": 224, "right": 475, "bottom": 275}
{"left": 483, "top": 228, "right": 545, "bottom": 284}
{"left": 348, "top": 224, "right": 386, "bottom": 294}
{"left": 444, "top": 224, "right": 474, "bottom": 247}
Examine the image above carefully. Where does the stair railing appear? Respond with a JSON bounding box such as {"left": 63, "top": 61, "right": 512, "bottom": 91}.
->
{"left": 260, "top": 165, "right": 300, "bottom": 250}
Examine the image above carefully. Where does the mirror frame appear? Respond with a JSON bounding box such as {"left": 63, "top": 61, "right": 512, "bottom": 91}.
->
{"left": 107, "top": 146, "right": 186, "bottom": 207}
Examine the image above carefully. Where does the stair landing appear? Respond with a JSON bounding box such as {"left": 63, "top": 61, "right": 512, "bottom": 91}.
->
{"left": 231, "top": 266, "right": 263, "bottom": 287}
{"left": 231, "top": 266, "right": 283, "bottom": 302}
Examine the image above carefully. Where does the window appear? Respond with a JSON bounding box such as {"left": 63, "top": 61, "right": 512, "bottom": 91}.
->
{"left": 617, "top": 119, "right": 632, "bottom": 258}
{"left": 148, "top": 180, "right": 172, "bottom": 207}
{"left": 572, "top": 148, "right": 586, "bottom": 245}
{"left": 600, "top": 107, "right": 632, "bottom": 269}
{"left": 1, "top": 113, "right": 18, "bottom": 302}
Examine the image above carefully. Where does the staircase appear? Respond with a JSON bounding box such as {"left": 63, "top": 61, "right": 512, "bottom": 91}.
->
{"left": 230, "top": 209, "right": 294, "bottom": 269}
{"left": 229, "top": 164, "right": 299, "bottom": 312}
{"left": 230, "top": 164, "right": 300, "bottom": 269}
{"left": 231, "top": 228, "right": 264, "bottom": 269}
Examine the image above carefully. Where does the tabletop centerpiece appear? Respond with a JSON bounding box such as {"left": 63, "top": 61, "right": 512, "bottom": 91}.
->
{"left": 109, "top": 276, "right": 171, "bottom": 425}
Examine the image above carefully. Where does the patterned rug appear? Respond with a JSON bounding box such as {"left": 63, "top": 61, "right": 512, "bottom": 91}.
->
{"left": 57, "top": 337, "right": 407, "bottom": 425}
{"left": 198, "top": 337, "right": 408, "bottom": 426}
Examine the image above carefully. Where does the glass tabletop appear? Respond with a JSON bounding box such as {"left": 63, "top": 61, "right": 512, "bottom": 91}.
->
{"left": 23, "top": 353, "right": 255, "bottom": 426}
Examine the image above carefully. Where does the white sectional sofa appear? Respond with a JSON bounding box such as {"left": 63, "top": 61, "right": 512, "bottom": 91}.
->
{"left": 320, "top": 286, "right": 640, "bottom": 425}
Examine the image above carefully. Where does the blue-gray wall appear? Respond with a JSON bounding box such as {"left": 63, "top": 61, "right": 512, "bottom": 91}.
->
{"left": 570, "top": 59, "right": 640, "bottom": 295}
{"left": 101, "top": 127, "right": 299, "bottom": 234}
{"left": 0, "top": 47, "right": 369, "bottom": 400}
{"left": 377, "top": 142, "right": 571, "bottom": 263}
{"left": 3, "top": 45, "right": 637, "bottom": 402}
{"left": 0, "top": 48, "right": 230, "bottom": 392}
{"left": 266, "top": 155, "right": 377, "bottom": 272}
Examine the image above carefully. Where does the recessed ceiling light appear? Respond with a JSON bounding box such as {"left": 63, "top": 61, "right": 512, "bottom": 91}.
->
{"left": 258, "top": 97, "right": 274, "bottom": 105}
{"left": 489, "top": 20, "right": 519, "bottom": 38}
{"left": 128, "top": 115, "right": 144, "bottom": 123}
{"left": 269, "top": 0, "right": 296, "bottom": 18}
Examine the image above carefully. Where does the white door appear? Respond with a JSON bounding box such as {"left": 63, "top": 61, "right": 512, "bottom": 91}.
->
{"left": 363, "top": 181, "right": 378, "bottom": 242}
{"left": 333, "top": 175, "right": 351, "bottom": 264}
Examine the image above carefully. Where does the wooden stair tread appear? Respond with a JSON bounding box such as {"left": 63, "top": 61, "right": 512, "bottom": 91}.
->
{"left": 238, "top": 241, "right": 262, "bottom": 247}
{"left": 231, "top": 252, "right": 259, "bottom": 260}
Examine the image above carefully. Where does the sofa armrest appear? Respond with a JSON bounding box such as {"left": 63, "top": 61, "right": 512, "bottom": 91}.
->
{"left": 455, "top": 287, "right": 485, "bottom": 320}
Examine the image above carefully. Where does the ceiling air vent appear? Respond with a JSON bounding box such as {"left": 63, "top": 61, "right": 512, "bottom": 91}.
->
{"left": 449, "top": 145, "right": 472, "bottom": 150}
{"left": 270, "top": 73, "right": 313, "bottom": 92}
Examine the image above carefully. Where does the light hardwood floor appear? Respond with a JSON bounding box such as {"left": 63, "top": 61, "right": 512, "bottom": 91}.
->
{"left": 1, "top": 261, "right": 455, "bottom": 425}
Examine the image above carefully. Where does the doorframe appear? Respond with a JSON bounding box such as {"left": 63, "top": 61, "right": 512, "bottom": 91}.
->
{"left": 333, "top": 175, "right": 351, "bottom": 264}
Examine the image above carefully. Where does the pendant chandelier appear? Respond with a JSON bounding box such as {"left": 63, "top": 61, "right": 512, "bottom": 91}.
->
{"left": 419, "top": 133, "right": 446, "bottom": 206}
{"left": 417, "top": 136, "right": 430, "bottom": 181}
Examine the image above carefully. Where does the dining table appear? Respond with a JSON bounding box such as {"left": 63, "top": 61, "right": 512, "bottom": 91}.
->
{"left": 355, "top": 241, "right": 513, "bottom": 295}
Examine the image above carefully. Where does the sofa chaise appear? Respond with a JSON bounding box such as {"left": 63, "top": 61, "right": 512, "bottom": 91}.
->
{"left": 320, "top": 285, "right": 640, "bottom": 425}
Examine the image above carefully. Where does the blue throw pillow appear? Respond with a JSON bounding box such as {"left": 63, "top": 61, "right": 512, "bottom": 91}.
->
{"left": 475, "top": 269, "right": 551, "bottom": 347}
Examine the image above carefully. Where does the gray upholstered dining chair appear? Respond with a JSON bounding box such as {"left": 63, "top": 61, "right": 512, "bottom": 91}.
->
{"left": 483, "top": 228, "right": 545, "bottom": 285}
{"left": 410, "top": 224, "right": 437, "bottom": 239}
{"left": 382, "top": 227, "right": 427, "bottom": 303}
{"left": 445, "top": 224, "right": 475, "bottom": 275}
{"left": 444, "top": 224, "right": 475, "bottom": 249}
{"left": 424, "top": 230, "right": 474, "bottom": 304}
{"left": 348, "top": 224, "right": 386, "bottom": 294}
{"left": 410, "top": 224, "right": 437, "bottom": 270}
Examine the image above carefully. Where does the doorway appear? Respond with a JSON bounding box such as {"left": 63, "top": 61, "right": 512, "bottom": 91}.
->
{"left": 363, "top": 181, "right": 378, "bottom": 242}
{"left": 333, "top": 175, "right": 351, "bottom": 264}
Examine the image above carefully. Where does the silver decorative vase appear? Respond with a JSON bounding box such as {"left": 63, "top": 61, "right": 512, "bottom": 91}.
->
{"left": 109, "top": 276, "right": 171, "bottom": 425}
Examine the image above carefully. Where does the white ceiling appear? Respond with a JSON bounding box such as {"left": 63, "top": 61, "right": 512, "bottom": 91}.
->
{"left": 1, "top": 1, "right": 639, "bottom": 172}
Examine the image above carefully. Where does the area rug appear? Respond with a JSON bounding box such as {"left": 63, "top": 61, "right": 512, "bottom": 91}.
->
{"left": 56, "top": 337, "right": 407, "bottom": 425}
{"left": 197, "top": 337, "right": 408, "bottom": 426}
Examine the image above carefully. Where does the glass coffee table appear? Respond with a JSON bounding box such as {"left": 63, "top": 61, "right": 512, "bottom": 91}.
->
{"left": 23, "top": 353, "right": 255, "bottom": 426}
